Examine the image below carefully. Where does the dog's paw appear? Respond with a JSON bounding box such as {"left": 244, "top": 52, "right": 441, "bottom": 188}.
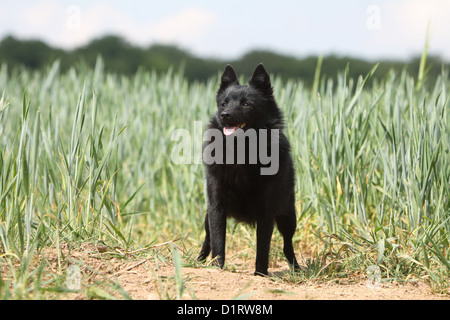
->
{"left": 254, "top": 270, "right": 269, "bottom": 277}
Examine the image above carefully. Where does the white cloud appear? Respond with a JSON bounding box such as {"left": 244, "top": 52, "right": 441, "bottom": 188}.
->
{"left": 20, "top": 0, "right": 62, "bottom": 27}
{"left": 61, "top": 3, "right": 139, "bottom": 48}
{"left": 150, "top": 8, "right": 217, "bottom": 46}
{"left": 14, "top": 0, "right": 66, "bottom": 41}
{"left": 4, "top": 2, "right": 217, "bottom": 50}
{"left": 14, "top": 2, "right": 217, "bottom": 50}
{"left": 380, "top": 0, "right": 450, "bottom": 58}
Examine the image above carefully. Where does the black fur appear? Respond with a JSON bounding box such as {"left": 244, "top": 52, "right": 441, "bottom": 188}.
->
{"left": 198, "top": 64, "right": 300, "bottom": 276}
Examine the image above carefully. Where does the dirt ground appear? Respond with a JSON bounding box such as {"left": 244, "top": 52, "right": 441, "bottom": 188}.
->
{"left": 32, "top": 243, "right": 449, "bottom": 300}
{"left": 125, "top": 263, "right": 446, "bottom": 300}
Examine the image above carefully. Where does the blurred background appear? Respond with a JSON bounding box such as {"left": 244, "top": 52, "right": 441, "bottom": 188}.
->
{"left": 1, "top": 0, "right": 449, "bottom": 83}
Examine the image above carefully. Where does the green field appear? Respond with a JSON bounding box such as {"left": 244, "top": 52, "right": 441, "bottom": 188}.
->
{"left": 0, "top": 58, "right": 449, "bottom": 299}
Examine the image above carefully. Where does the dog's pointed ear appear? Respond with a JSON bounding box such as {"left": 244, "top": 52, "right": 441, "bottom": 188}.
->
{"left": 249, "top": 64, "right": 273, "bottom": 95}
{"left": 218, "top": 65, "right": 239, "bottom": 95}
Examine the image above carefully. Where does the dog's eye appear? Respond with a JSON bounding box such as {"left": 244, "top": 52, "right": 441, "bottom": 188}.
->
{"left": 221, "top": 102, "right": 227, "bottom": 107}
{"left": 242, "top": 102, "right": 249, "bottom": 107}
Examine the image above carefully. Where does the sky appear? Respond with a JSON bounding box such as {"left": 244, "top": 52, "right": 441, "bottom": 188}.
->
{"left": 1, "top": 0, "right": 450, "bottom": 61}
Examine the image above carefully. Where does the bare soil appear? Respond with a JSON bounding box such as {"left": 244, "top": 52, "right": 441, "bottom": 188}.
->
{"left": 33, "top": 243, "right": 449, "bottom": 300}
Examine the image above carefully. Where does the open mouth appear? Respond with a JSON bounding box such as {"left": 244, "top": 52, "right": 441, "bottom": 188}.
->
{"left": 223, "top": 123, "right": 247, "bottom": 136}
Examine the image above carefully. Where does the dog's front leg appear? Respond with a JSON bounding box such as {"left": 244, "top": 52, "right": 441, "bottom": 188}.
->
{"left": 208, "top": 207, "right": 227, "bottom": 269}
{"left": 255, "top": 217, "right": 274, "bottom": 276}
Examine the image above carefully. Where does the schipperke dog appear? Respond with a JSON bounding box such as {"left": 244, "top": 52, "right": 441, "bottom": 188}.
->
{"left": 198, "top": 64, "right": 301, "bottom": 276}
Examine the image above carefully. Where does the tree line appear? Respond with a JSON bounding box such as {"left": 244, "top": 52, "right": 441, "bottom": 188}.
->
{"left": 0, "top": 35, "right": 448, "bottom": 84}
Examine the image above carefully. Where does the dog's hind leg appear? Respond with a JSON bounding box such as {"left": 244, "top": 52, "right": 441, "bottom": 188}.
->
{"left": 197, "top": 213, "right": 211, "bottom": 262}
{"left": 276, "top": 206, "right": 301, "bottom": 272}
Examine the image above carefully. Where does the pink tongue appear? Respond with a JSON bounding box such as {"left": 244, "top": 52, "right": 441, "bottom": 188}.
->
{"left": 223, "top": 126, "right": 239, "bottom": 136}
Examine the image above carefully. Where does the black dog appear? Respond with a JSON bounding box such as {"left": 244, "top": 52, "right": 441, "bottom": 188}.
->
{"left": 198, "top": 64, "right": 300, "bottom": 276}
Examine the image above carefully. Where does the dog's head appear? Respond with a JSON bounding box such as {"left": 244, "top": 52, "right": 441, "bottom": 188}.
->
{"left": 215, "top": 64, "right": 282, "bottom": 135}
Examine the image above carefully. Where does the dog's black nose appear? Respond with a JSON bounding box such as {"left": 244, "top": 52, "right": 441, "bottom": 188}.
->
{"left": 221, "top": 111, "right": 230, "bottom": 119}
